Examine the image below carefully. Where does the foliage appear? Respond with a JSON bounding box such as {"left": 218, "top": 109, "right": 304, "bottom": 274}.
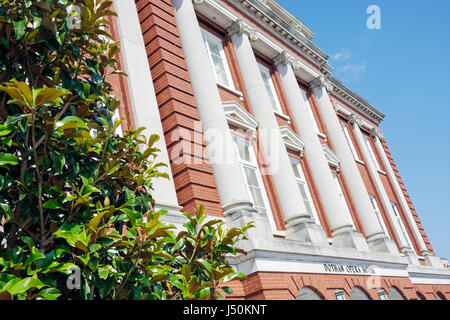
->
{"left": 0, "top": 0, "right": 253, "bottom": 300}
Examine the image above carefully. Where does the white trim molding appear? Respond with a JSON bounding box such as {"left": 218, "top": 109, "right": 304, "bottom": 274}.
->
{"left": 279, "top": 126, "right": 305, "bottom": 154}
{"left": 322, "top": 144, "right": 341, "bottom": 171}
{"left": 223, "top": 101, "right": 258, "bottom": 136}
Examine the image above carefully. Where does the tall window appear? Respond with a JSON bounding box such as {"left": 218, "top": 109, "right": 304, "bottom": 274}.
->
{"left": 300, "top": 89, "right": 320, "bottom": 134}
{"left": 332, "top": 173, "right": 355, "bottom": 228}
{"left": 290, "top": 158, "right": 320, "bottom": 224}
{"left": 391, "top": 201, "right": 415, "bottom": 250}
{"left": 341, "top": 121, "right": 360, "bottom": 161}
{"left": 257, "top": 62, "right": 282, "bottom": 113}
{"left": 369, "top": 194, "right": 390, "bottom": 238}
{"left": 363, "top": 134, "right": 381, "bottom": 171}
{"left": 232, "top": 135, "right": 275, "bottom": 229}
{"left": 201, "top": 28, "right": 234, "bottom": 89}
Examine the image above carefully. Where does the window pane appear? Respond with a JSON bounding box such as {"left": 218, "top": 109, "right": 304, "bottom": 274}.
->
{"left": 244, "top": 166, "right": 259, "bottom": 187}
{"left": 364, "top": 135, "right": 381, "bottom": 170}
{"left": 301, "top": 90, "right": 320, "bottom": 133}
{"left": 235, "top": 140, "right": 251, "bottom": 162}
{"left": 291, "top": 162, "right": 301, "bottom": 179}
{"left": 258, "top": 63, "right": 281, "bottom": 112}
{"left": 341, "top": 121, "right": 359, "bottom": 161}
{"left": 202, "top": 29, "right": 232, "bottom": 88}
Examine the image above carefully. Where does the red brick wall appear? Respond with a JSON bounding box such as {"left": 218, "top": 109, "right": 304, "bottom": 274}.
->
{"left": 225, "top": 271, "right": 450, "bottom": 300}
{"left": 381, "top": 138, "right": 435, "bottom": 255}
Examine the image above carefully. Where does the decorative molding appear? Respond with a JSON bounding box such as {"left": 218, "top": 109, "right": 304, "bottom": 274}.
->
{"left": 279, "top": 126, "right": 305, "bottom": 154}
{"left": 370, "top": 127, "right": 384, "bottom": 140}
{"left": 227, "top": 19, "right": 259, "bottom": 41}
{"left": 328, "top": 77, "right": 385, "bottom": 124}
{"left": 309, "top": 76, "right": 333, "bottom": 93}
{"left": 322, "top": 144, "right": 340, "bottom": 170}
{"left": 223, "top": 101, "right": 258, "bottom": 137}
{"left": 229, "top": 0, "right": 328, "bottom": 67}
{"left": 349, "top": 113, "right": 363, "bottom": 127}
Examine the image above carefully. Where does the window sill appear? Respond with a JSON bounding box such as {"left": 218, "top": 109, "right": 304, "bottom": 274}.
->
{"left": 272, "top": 230, "right": 286, "bottom": 238}
{"left": 355, "top": 159, "right": 365, "bottom": 165}
{"left": 377, "top": 169, "right": 387, "bottom": 176}
{"left": 317, "top": 132, "right": 327, "bottom": 140}
{"left": 217, "top": 83, "right": 244, "bottom": 100}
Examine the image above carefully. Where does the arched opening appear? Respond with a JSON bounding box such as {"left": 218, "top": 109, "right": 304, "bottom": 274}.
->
{"left": 436, "top": 291, "right": 446, "bottom": 300}
{"left": 416, "top": 291, "right": 426, "bottom": 300}
{"left": 350, "top": 286, "right": 371, "bottom": 300}
{"left": 389, "top": 286, "right": 406, "bottom": 300}
{"left": 296, "top": 286, "right": 324, "bottom": 300}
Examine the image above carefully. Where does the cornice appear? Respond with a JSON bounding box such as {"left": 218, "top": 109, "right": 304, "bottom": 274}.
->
{"left": 228, "top": 0, "right": 328, "bottom": 67}
{"left": 328, "top": 77, "right": 385, "bottom": 124}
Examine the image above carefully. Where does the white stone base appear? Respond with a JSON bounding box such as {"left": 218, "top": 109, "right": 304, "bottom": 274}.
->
{"left": 332, "top": 229, "right": 369, "bottom": 251}
{"left": 424, "top": 254, "right": 445, "bottom": 269}
{"left": 285, "top": 219, "right": 329, "bottom": 247}
{"left": 368, "top": 237, "right": 400, "bottom": 256}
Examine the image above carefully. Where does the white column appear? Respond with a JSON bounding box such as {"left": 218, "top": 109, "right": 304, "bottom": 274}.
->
{"left": 372, "top": 128, "right": 444, "bottom": 267}
{"left": 171, "top": 0, "right": 256, "bottom": 218}
{"left": 310, "top": 76, "right": 397, "bottom": 253}
{"left": 227, "top": 21, "right": 328, "bottom": 245}
{"left": 114, "top": 0, "right": 181, "bottom": 213}
{"left": 274, "top": 52, "right": 369, "bottom": 250}
{"left": 350, "top": 115, "right": 406, "bottom": 257}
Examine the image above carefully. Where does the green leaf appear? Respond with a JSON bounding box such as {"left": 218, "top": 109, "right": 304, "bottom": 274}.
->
{"left": 0, "top": 153, "right": 18, "bottom": 166}
{"left": 35, "top": 288, "right": 61, "bottom": 300}
{"left": 43, "top": 199, "right": 63, "bottom": 210}
{"left": 222, "top": 286, "right": 233, "bottom": 294}
{"left": 55, "top": 116, "right": 89, "bottom": 131}
{"left": 13, "top": 19, "right": 26, "bottom": 40}
{"left": 5, "top": 277, "right": 46, "bottom": 295}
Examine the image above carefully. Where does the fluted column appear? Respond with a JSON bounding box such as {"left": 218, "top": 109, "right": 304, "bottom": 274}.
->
{"left": 372, "top": 129, "right": 444, "bottom": 267}
{"left": 114, "top": 0, "right": 181, "bottom": 213}
{"left": 350, "top": 115, "right": 405, "bottom": 257}
{"left": 274, "top": 52, "right": 370, "bottom": 250}
{"left": 171, "top": 0, "right": 253, "bottom": 216}
{"left": 227, "top": 21, "right": 328, "bottom": 245}
{"left": 310, "top": 76, "right": 397, "bottom": 253}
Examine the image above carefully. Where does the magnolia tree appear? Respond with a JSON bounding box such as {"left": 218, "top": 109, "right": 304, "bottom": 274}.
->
{"left": 0, "top": 0, "right": 252, "bottom": 300}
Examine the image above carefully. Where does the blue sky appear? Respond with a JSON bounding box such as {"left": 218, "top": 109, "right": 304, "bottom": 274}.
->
{"left": 277, "top": 0, "right": 450, "bottom": 260}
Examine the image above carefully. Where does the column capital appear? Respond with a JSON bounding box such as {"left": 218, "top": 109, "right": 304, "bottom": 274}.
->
{"left": 192, "top": 0, "right": 204, "bottom": 5}
{"left": 273, "top": 51, "right": 302, "bottom": 70}
{"left": 349, "top": 113, "right": 363, "bottom": 127}
{"left": 227, "top": 19, "right": 259, "bottom": 41}
{"left": 309, "top": 75, "right": 333, "bottom": 92}
{"left": 370, "top": 127, "right": 384, "bottom": 140}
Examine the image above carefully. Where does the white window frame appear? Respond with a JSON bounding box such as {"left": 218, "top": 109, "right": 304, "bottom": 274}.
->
{"left": 335, "top": 290, "right": 346, "bottom": 300}
{"left": 363, "top": 134, "right": 381, "bottom": 171}
{"left": 341, "top": 121, "right": 360, "bottom": 161}
{"left": 300, "top": 89, "right": 320, "bottom": 134}
{"left": 391, "top": 201, "right": 415, "bottom": 251}
{"left": 378, "top": 291, "right": 388, "bottom": 300}
{"left": 257, "top": 62, "right": 283, "bottom": 113}
{"left": 232, "top": 135, "right": 276, "bottom": 230}
{"left": 289, "top": 157, "right": 320, "bottom": 224}
{"left": 332, "top": 172, "right": 355, "bottom": 228}
{"left": 369, "top": 194, "right": 390, "bottom": 238}
{"left": 201, "top": 28, "right": 235, "bottom": 90}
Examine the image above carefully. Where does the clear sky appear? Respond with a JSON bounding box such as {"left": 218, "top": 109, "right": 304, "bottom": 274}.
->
{"left": 276, "top": 0, "right": 450, "bottom": 260}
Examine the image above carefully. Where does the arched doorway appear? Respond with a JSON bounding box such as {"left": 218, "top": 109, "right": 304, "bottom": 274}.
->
{"left": 389, "top": 286, "right": 405, "bottom": 300}
{"left": 416, "top": 291, "right": 426, "bottom": 300}
{"left": 297, "top": 287, "right": 324, "bottom": 300}
{"left": 350, "top": 286, "right": 371, "bottom": 300}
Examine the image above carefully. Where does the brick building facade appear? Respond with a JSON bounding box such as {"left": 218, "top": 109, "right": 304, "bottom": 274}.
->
{"left": 109, "top": 0, "right": 450, "bottom": 300}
